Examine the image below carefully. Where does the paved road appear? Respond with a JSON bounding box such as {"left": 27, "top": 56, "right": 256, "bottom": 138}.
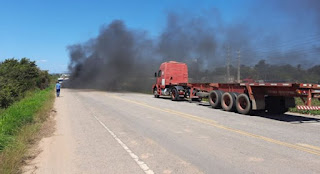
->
{"left": 26, "top": 89, "right": 320, "bottom": 174}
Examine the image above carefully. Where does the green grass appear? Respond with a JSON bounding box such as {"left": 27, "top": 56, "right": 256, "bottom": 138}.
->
{"left": 0, "top": 85, "right": 55, "bottom": 174}
{"left": 289, "top": 98, "right": 320, "bottom": 115}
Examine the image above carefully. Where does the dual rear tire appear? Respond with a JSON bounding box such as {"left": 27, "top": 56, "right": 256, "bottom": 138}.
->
{"left": 235, "top": 94, "right": 252, "bottom": 115}
{"left": 209, "top": 90, "right": 223, "bottom": 108}
{"left": 221, "top": 92, "right": 239, "bottom": 112}
{"left": 209, "top": 90, "right": 252, "bottom": 115}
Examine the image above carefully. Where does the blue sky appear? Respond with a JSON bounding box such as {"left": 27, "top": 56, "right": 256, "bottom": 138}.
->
{"left": 1, "top": 0, "right": 319, "bottom": 73}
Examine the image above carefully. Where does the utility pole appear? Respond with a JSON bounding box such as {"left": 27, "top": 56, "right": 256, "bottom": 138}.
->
{"left": 237, "top": 49, "right": 241, "bottom": 83}
{"left": 226, "top": 46, "right": 230, "bottom": 82}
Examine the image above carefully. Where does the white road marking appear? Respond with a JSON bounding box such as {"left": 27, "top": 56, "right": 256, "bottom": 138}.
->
{"left": 93, "top": 115, "right": 154, "bottom": 174}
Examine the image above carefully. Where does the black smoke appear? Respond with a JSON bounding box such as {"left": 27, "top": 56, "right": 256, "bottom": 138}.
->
{"left": 67, "top": 12, "right": 223, "bottom": 91}
{"left": 68, "top": 20, "right": 159, "bottom": 91}
{"left": 67, "top": 1, "right": 320, "bottom": 91}
{"left": 157, "top": 12, "right": 218, "bottom": 81}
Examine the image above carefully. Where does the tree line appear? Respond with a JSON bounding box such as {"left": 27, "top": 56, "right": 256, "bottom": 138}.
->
{"left": 0, "top": 58, "right": 51, "bottom": 108}
{"left": 189, "top": 60, "right": 320, "bottom": 83}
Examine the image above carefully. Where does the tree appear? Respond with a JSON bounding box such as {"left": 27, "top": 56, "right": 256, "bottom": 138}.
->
{"left": 0, "top": 58, "right": 50, "bottom": 108}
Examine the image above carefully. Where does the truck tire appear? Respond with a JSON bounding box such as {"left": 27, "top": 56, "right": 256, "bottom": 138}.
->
{"left": 209, "top": 90, "right": 223, "bottom": 108}
{"left": 236, "top": 94, "right": 252, "bottom": 115}
{"left": 171, "top": 88, "right": 179, "bottom": 101}
{"left": 153, "top": 87, "right": 159, "bottom": 98}
{"left": 221, "top": 92, "right": 237, "bottom": 111}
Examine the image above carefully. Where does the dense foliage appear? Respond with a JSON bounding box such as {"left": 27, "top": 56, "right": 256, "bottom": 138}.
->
{"left": 0, "top": 58, "right": 50, "bottom": 108}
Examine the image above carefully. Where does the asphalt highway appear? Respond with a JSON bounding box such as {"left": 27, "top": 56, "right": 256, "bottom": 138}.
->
{"left": 25, "top": 89, "right": 320, "bottom": 174}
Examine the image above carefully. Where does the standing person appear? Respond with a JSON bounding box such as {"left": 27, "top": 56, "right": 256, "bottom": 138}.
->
{"left": 56, "top": 81, "right": 61, "bottom": 97}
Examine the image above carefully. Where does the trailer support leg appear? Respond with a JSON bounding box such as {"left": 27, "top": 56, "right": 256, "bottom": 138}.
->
{"left": 190, "top": 88, "right": 194, "bottom": 99}
{"left": 245, "top": 85, "right": 254, "bottom": 101}
{"left": 307, "top": 89, "right": 312, "bottom": 106}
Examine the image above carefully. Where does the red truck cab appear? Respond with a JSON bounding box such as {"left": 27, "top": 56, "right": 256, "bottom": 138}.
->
{"left": 153, "top": 61, "right": 188, "bottom": 98}
{"left": 155, "top": 61, "right": 188, "bottom": 87}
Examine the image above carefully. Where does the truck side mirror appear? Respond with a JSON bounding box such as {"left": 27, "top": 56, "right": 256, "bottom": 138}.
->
{"left": 154, "top": 72, "right": 157, "bottom": 77}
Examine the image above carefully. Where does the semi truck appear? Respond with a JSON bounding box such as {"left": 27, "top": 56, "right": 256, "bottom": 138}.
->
{"left": 152, "top": 61, "right": 320, "bottom": 115}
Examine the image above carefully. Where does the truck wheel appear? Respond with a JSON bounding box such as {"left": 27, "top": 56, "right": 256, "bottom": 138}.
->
{"left": 209, "top": 90, "right": 223, "bottom": 108}
{"left": 236, "top": 94, "right": 252, "bottom": 115}
{"left": 171, "top": 88, "right": 179, "bottom": 101}
{"left": 221, "top": 92, "right": 237, "bottom": 111}
{"left": 153, "top": 87, "right": 159, "bottom": 98}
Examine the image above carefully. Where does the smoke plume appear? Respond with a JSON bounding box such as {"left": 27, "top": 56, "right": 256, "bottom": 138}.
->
{"left": 68, "top": 20, "right": 159, "bottom": 91}
{"left": 67, "top": 1, "right": 320, "bottom": 91}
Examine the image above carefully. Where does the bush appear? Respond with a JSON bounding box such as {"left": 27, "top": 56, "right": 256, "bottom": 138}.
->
{"left": 0, "top": 58, "right": 51, "bottom": 108}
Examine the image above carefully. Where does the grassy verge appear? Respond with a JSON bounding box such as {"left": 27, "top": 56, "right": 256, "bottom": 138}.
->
{"left": 289, "top": 98, "right": 320, "bottom": 115}
{"left": 0, "top": 85, "right": 55, "bottom": 174}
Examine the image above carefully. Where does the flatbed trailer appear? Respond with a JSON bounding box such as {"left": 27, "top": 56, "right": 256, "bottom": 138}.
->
{"left": 152, "top": 61, "right": 320, "bottom": 115}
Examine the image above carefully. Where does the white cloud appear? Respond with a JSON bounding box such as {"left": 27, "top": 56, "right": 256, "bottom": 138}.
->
{"left": 37, "top": 59, "right": 47, "bottom": 63}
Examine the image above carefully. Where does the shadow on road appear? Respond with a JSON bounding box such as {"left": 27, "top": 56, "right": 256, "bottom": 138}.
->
{"left": 158, "top": 96, "right": 186, "bottom": 102}
{"left": 250, "top": 112, "right": 320, "bottom": 124}
{"left": 199, "top": 101, "right": 320, "bottom": 123}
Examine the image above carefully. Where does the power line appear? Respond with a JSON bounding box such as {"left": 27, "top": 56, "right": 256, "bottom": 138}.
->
{"left": 248, "top": 33, "right": 320, "bottom": 49}
{"left": 237, "top": 49, "right": 241, "bottom": 83}
{"left": 241, "top": 40, "right": 320, "bottom": 53}
{"left": 226, "top": 45, "right": 231, "bottom": 82}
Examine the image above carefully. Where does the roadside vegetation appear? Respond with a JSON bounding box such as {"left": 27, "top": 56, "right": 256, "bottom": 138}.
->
{"left": 0, "top": 58, "right": 50, "bottom": 108}
{"left": 289, "top": 98, "right": 320, "bottom": 115}
{"left": 0, "top": 58, "right": 54, "bottom": 173}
